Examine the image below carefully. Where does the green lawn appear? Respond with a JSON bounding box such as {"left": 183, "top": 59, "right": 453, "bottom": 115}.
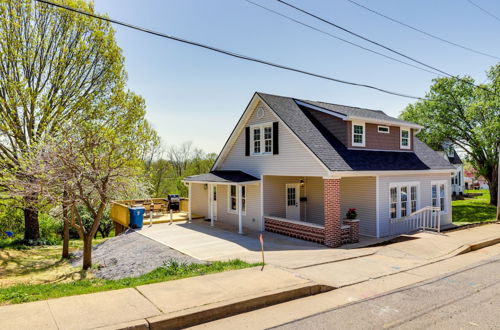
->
{"left": 452, "top": 190, "right": 497, "bottom": 225}
{"left": 0, "top": 259, "right": 257, "bottom": 305}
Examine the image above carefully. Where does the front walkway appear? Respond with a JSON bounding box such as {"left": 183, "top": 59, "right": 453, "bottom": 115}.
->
{"left": 138, "top": 220, "right": 387, "bottom": 268}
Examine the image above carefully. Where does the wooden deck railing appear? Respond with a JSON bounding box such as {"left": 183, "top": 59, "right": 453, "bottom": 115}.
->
{"left": 110, "top": 197, "right": 190, "bottom": 228}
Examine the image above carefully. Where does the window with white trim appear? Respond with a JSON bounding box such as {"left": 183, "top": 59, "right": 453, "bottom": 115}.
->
{"left": 431, "top": 181, "right": 447, "bottom": 213}
{"left": 378, "top": 125, "right": 390, "bottom": 133}
{"left": 400, "top": 128, "right": 410, "bottom": 149}
{"left": 228, "top": 185, "right": 246, "bottom": 214}
{"left": 389, "top": 182, "right": 420, "bottom": 219}
{"left": 251, "top": 123, "right": 272, "bottom": 155}
{"left": 352, "top": 122, "right": 365, "bottom": 147}
{"left": 229, "top": 185, "right": 237, "bottom": 212}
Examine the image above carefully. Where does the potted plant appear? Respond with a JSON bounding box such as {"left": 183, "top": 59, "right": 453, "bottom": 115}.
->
{"left": 345, "top": 208, "right": 357, "bottom": 220}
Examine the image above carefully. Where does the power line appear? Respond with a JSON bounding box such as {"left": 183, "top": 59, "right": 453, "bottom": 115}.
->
{"left": 243, "top": 0, "right": 440, "bottom": 76}
{"left": 466, "top": 0, "right": 500, "bottom": 23}
{"left": 346, "top": 0, "right": 500, "bottom": 60}
{"left": 275, "top": 0, "right": 498, "bottom": 97}
{"left": 33, "top": 0, "right": 426, "bottom": 100}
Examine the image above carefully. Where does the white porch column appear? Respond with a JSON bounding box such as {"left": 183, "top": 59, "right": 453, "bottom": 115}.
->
{"left": 210, "top": 184, "right": 214, "bottom": 227}
{"left": 188, "top": 182, "right": 192, "bottom": 223}
{"left": 238, "top": 184, "right": 243, "bottom": 234}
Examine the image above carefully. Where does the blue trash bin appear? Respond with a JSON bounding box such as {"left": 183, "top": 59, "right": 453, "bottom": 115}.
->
{"left": 129, "top": 206, "right": 145, "bottom": 229}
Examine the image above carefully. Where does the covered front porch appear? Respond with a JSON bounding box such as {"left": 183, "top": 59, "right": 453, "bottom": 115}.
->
{"left": 184, "top": 171, "right": 379, "bottom": 247}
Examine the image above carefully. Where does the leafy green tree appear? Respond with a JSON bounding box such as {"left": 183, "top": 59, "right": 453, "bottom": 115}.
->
{"left": 0, "top": 0, "right": 125, "bottom": 240}
{"left": 9, "top": 88, "right": 156, "bottom": 269}
{"left": 401, "top": 64, "right": 500, "bottom": 206}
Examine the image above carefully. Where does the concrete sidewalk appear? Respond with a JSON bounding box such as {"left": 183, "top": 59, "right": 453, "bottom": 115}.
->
{"left": 1, "top": 223, "right": 499, "bottom": 330}
{"left": 0, "top": 266, "right": 315, "bottom": 330}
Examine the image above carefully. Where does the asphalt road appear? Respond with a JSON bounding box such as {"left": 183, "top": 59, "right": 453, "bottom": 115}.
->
{"left": 274, "top": 255, "right": 500, "bottom": 330}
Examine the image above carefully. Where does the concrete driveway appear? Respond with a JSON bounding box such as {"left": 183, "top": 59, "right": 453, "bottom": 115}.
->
{"left": 137, "top": 220, "right": 377, "bottom": 268}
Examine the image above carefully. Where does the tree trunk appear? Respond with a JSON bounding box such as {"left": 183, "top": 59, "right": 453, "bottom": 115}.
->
{"left": 62, "top": 220, "right": 70, "bottom": 259}
{"left": 23, "top": 205, "right": 40, "bottom": 241}
{"left": 487, "top": 166, "right": 498, "bottom": 206}
{"left": 82, "top": 235, "right": 93, "bottom": 270}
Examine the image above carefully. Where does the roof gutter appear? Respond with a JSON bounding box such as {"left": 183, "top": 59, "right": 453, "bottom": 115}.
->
{"left": 345, "top": 115, "right": 424, "bottom": 130}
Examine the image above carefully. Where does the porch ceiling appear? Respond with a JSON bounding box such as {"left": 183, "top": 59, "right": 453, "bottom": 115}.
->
{"left": 183, "top": 170, "right": 260, "bottom": 184}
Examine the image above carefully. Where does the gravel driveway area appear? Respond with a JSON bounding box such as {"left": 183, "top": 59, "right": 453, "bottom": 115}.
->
{"left": 72, "top": 230, "right": 203, "bottom": 279}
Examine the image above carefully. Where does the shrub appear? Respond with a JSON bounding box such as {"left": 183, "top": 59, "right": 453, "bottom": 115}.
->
{"left": 39, "top": 213, "right": 62, "bottom": 240}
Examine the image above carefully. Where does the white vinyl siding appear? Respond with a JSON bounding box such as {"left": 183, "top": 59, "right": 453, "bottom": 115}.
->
{"left": 191, "top": 183, "right": 208, "bottom": 217}
{"left": 216, "top": 103, "right": 329, "bottom": 177}
{"left": 378, "top": 174, "right": 452, "bottom": 237}
{"left": 340, "top": 176, "right": 377, "bottom": 236}
{"left": 217, "top": 184, "right": 260, "bottom": 232}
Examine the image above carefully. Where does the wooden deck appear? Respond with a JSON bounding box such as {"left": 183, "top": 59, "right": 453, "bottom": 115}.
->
{"left": 142, "top": 211, "right": 204, "bottom": 225}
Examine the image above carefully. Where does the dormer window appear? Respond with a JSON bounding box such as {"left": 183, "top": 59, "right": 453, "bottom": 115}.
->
{"left": 352, "top": 121, "right": 365, "bottom": 147}
{"left": 251, "top": 123, "right": 272, "bottom": 155}
{"left": 400, "top": 128, "right": 410, "bottom": 149}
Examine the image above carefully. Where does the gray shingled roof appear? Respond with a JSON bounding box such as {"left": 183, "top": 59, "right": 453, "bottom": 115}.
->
{"left": 300, "top": 99, "right": 420, "bottom": 127}
{"left": 257, "top": 92, "right": 454, "bottom": 171}
{"left": 184, "top": 170, "right": 260, "bottom": 183}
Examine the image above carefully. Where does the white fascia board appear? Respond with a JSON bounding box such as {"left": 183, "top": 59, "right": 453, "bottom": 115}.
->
{"left": 346, "top": 116, "right": 424, "bottom": 130}
{"left": 294, "top": 100, "right": 348, "bottom": 120}
{"left": 211, "top": 94, "right": 262, "bottom": 171}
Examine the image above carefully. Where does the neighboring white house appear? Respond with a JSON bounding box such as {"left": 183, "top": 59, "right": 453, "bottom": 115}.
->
{"left": 437, "top": 141, "right": 465, "bottom": 195}
{"left": 183, "top": 92, "right": 455, "bottom": 247}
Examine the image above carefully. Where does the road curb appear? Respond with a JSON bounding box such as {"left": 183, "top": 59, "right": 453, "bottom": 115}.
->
{"left": 142, "top": 284, "right": 332, "bottom": 329}
{"left": 460, "top": 236, "right": 500, "bottom": 254}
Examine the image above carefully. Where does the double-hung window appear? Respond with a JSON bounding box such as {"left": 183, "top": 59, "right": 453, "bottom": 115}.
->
{"left": 431, "top": 181, "right": 447, "bottom": 213}
{"left": 352, "top": 121, "right": 365, "bottom": 147}
{"left": 251, "top": 123, "right": 272, "bottom": 155}
{"left": 400, "top": 127, "right": 410, "bottom": 149}
{"left": 389, "top": 182, "right": 419, "bottom": 219}
{"left": 228, "top": 185, "right": 246, "bottom": 214}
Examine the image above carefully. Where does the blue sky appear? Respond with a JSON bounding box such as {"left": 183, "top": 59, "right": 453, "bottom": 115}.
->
{"left": 93, "top": 0, "right": 500, "bottom": 153}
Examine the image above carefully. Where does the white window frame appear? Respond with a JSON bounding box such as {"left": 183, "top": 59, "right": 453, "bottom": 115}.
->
{"left": 431, "top": 180, "right": 448, "bottom": 214}
{"left": 400, "top": 127, "right": 411, "bottom": 149}
{"left": 227, "top": 184, "right": 246, "bottom": 215}
{"left": 250, "top": 122, "right": 273, "bottom": 156}
{"left": 352, "top": 121, "right": 365, "bottom": 147}
{"left": 377, "top": 125, "right": 390, "bottom": 134}
{"left": 389, "top": 182, "right": 420, "bottom": 219}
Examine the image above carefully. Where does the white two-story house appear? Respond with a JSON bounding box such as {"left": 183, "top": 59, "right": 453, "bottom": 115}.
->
{"left": 184, "top": 92, "right": 455, "bottom": 247}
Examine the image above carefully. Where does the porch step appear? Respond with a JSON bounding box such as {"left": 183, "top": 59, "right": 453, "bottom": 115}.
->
{"left": 265, "top": 222, "right": 324, "bottom": 244}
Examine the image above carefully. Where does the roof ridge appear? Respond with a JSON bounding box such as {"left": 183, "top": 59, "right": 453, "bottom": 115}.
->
{"left": 302, "top": 99, "right": 387, "bottom": 115}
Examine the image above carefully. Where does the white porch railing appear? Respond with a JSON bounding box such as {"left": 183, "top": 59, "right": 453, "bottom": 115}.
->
{"left": 389, "top": 206, "right": 441, "bottom": 236}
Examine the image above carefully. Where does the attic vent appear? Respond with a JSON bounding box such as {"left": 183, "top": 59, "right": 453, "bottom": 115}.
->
{"left": 378, "top": 126, "right": 390, "bottom": 133}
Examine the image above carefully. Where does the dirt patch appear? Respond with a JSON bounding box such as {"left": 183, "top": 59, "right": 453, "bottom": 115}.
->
{"left": 0, "top": 246, "right": 86, "bottom": 287}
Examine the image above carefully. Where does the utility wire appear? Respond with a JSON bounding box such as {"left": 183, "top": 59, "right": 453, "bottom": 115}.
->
{"left": 346, "top": 0, "right": 500, "bottom": 60}
{"left": 243, "top": 0, "right": 439, "bottom": 76}
{"left": 275, "top": 0, "right": 498, "bottom": 97}
{"left": 466, "top": 0, "right": 500, "bottom": 23}
{"left": 34, "top": 0, "right": 426, "bottom": 100}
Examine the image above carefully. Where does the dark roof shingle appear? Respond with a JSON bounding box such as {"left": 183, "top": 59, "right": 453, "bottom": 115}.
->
{"left": 184, "top": 170, "right": 260, "bottom": 183}
{"left": 257, "top": 92, "right": 454, "bottom": 171}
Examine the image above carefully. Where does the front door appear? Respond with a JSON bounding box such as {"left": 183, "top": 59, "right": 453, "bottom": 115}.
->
{"left": 212, "top": 185, "right": 217, "bottom": 220}
{"left": 285, "top": 184, "right": 300, "bottom": 220}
